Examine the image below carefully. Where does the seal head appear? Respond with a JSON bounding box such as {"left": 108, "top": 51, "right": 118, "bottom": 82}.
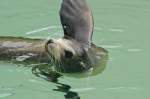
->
{"left": 45, "top": 38, "right": 92, "bottom": 73}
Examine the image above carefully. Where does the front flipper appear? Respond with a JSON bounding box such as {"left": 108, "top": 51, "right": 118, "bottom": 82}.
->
{"left": 59, "top": 0, "right": 94, "bottom": 47}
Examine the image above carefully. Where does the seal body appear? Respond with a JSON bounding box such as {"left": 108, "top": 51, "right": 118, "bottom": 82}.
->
{"left": 0, "top": 36, "right": 49, "bottom": 64}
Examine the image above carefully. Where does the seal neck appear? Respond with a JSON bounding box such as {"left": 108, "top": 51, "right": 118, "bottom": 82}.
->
{"left": 63, "top": 35, "right": 91, "bottom": 51}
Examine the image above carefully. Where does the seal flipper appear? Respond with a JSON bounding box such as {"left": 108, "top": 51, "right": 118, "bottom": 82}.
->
{"left": 59, "top": 0, "right": 94, "bottom": 47}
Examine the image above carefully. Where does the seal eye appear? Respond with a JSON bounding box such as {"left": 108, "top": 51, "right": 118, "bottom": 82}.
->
{"left": 64, "top": 50, "right": 73, "bottom": 58}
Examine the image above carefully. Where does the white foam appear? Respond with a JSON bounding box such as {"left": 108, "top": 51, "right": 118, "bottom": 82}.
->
{"left": 16, "top": 55, "right": 31, "bottom": 62}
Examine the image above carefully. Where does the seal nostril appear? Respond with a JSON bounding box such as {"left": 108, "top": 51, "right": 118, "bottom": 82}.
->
{"left": 47, "top": 39, "right": 54, "bottom": 44}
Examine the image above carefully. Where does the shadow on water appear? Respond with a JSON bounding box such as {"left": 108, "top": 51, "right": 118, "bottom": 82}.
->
{"left": 31, "top": 51, "right": 108, "bottom": 99}
{"left": 32, "top": 67, "right": 80, "bottom": 99}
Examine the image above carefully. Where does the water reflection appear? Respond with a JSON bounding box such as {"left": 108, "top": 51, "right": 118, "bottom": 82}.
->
{"left": 32, "top": 68, "right": 80, "bottom": 99}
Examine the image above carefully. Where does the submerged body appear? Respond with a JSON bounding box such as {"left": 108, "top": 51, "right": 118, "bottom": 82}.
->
{"left": 0, "top": 36, "right": 49, "bottom": 64}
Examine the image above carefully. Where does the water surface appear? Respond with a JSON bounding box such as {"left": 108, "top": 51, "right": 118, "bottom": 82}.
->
{"left": 0, "top": 0, "right": 150, "bottom": 99}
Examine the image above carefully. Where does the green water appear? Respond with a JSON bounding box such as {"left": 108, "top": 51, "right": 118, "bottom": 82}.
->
{"left": 0, "top": 0, "right": 150, "bottom": 99}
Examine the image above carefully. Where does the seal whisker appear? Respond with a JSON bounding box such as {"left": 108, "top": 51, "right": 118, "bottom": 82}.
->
{"left": 59, "top": 60, "right": 64, "bottom": 72}
{"left": 59, "top": 60, "right": 65, "bottom": 72}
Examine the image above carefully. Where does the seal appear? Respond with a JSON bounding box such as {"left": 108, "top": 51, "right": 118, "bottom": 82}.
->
{"left": 45, "top": 0, "right": 108, "bottom": 73}
{"left": 0, "top": 0, "right": 108, "bottom": 76}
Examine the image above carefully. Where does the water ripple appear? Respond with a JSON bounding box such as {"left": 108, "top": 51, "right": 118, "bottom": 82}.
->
{"left": 0, "top": 87, "right": 15, "bottom": 98}
{"left": 72, "top": 87, "right": 95, "bottom": 92}
{"left": 25, "top": 26, "right": 62, "bottom": 35}
{"left": 100, "top": 44, "right": 122, "bottom": 49}
{"left": 109, "top": 28, "right": 124, "bottom": 32}
{"left": 104, "top": 86, "right": 139, "bottom": 91}
{"left": 0, "top": 93, "right": 14, "bottom": 98}
{"left": 127, "top": 48, "right": 142, "bottom": 52}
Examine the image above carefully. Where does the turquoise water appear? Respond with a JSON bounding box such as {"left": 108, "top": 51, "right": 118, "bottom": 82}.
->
{"left": 0, "top": 0, "right": 150, "bottom": 99}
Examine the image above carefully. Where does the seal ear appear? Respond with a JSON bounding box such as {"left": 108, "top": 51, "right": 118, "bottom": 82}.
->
{"left": 59, "top": 0, "right": 94, "bottom": 46}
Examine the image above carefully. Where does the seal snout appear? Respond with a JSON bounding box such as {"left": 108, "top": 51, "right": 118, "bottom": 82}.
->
{"left": 45, "top": 39, "right": 56, "bottom": 53}
{"left": 46, "top": 39, "right": 57, "bottom": 50}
